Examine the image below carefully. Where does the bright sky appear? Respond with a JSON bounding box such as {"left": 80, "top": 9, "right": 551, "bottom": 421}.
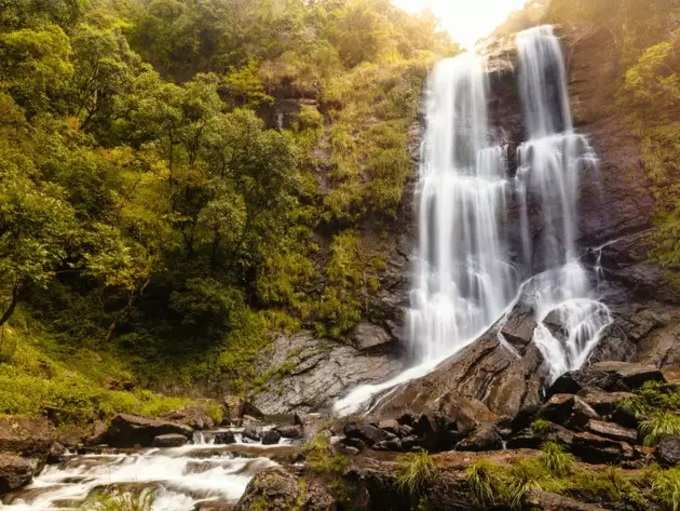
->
{"left": 392, "top": 0, "right": 528, "bottom": 49}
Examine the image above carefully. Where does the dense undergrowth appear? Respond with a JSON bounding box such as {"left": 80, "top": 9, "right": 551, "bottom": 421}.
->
{"left": 0, "top": 0, "right": 456, "bottom": 408}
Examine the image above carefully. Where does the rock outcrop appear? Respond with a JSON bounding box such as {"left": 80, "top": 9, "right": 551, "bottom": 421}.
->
{"left": 251, "top": 331, "right": 403, "bottom": 415}
{"left": 102, "top": 414, "right": 193, "bottom": 448}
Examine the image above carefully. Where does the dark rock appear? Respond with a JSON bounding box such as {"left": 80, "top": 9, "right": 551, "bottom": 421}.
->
{"left": 0, "top": 416, "right": 54, "bottom": 461}
{"left": 222, "top": 395, "right": 245, "bottom": 423}
{"left": 262, "top": 430, "right": 281, "bottom": 445}
{"left": 47, "top": 442, "right": 67, "bottom": 464}
{"left": 401, "top": 435, "right": 421, "bottom": 451}
{"left": 342, "top": 436, "right": 366, "bottom": 452}
{"left": 164, "top": 406, "right": 215, "bottom": 430}
{"left": 350, "top": 322, "right": 393, "bottom": 351}
{"left": 508, "top": 422, "right": 575, "bottom": 450}
{"left": 456, "top": 424, "right": 503, "bottom": 452}
{"left": 152, "top": 433, "right": 188, "bottom": 448}
{"left": 344, "top": 422, "right": 388, "bottom": 447}
{"left": 275, "top": 425, "right": 303, "bottom": 439}
{"left": 377, "top": 419, "right": 401, "bottom": 435}
{"left": 242, "top": 402, "right": 265, "bottom": 420}
{"left": 0, "top": 454, "right": 33, "bottom": 493}
{"left": 212, "top": 431, "right": 236, "bottom": 445}
{"left": 243, "top": 427, "right": 261, "bottom": 442}
{"left": 539, "top": 394, "right": 575, "bottom": 423}
{"left": 586, "top": 420, "right": 638, "bottom": 443}
{"left": 567, "top": 397, "right": 600, "bottom": 430}
{"left": 235, "top": 467, "right": 336, "bottom": 511}
{"left": 103, "top": 414, "right": 193, "bottom": 448}
{"left": 578, "top": 390, "right": 636, "bottom": 417}
{"left": 591, "top": 362, "right": 666, "bottom": 390}
{"left": 656, "top": 436, "right": 680, "bottom": 467}
{"left": 571, "top": 432, "right": 633, "bottom": 464}
{"left": 374, "top": 438, "right": 402, "bottom": 451}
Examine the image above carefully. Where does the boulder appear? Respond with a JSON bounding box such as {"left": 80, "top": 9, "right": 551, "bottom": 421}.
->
{"left": 500, "top": 303, "right": 538, "bottom": 353}
{"left": 152, "top": 434, "right": 188, "bottom": 448}
{"left": 234, "top": 468, "right": 336, "bottom": 511}
{"left": 213, "top": 431, "right": 236, "bottom": 445}
{"left": 591, "top": 362, "right": 666, "bottom": 390}
{"left": 0, "top": 454, "right": 33, "bottom": 493}
{"left": 350, "top": 322, "right": 394, "bottom": 351}
{"left": 275, "top": 425, "right": 303, "bottom": 439}
{"left": 252, "top": 332, "right": 402, "bottom": 415}
{"left": 262, "top": 430, "right": 281, "bottom": 445}
{"left": 578, "top": 390, "right": 636, "bottom": 417}
{"left": 656, "top": 436, "right": 680, "bottom": 467}
{"left": 0, "top": 416, "right": 53, "bottom": 460}
{"left": 223, "top": 395, "right": 245, "bottom": 424}
{"left": 103, "top": 414, "right": 193, "bottom": 448}
{"left": 163, "top": 406, "right": 215, "bottom": 430}
{"left": 538, "top": 394, "right": 576, "bottom": 423}
{"left": 571, "top": 432, "right": 633, "bottom": 464}
{"left": 243, "top": 427, "right": 261, "bottom": 443}
{"left": 343, "top": 422, "right": 389, "bottom": 447}
{"left": 456, "top": 424, "right": 503, "bottom": 452}
{"left": 586, "top": 420, "right": 638, "bottom": 443}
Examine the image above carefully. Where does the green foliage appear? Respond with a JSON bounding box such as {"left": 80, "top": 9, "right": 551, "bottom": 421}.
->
{"left": 304, "top": 433, "right": 349, "bottom": 477}
{"left": 640, "top": 412, "right": 680, "bottom": 446}
{"left": 652, "top": 467, "right": 680, "bottom": 511}
{"left": 531, "top": 419, "right": 552, "bottom": 436}
{"left": 395, "top": 451, "right": 439, "bottom": 496}
{"left": 540, "top": 442, "right": 575, "bottom": 477}
{"left": 467, "top": 460, "right": 504, "bottom": 508}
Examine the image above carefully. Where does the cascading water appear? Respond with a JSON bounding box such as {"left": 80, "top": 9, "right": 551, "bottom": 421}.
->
{"left": 514, "top": 26, "right": 611, "bottom": 380}
{"left": 334, "top": 25, "right": 611, "bottom": 416}
{"left": 407, "top": 53, "right": 517, "bottom": 363}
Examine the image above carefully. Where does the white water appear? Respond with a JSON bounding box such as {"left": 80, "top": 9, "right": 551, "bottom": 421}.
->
{"left": 2, "top": 435, "right": 279, "bottom": 510}
{"left": 335, "top": 25, "right": 611, "bottom": 416}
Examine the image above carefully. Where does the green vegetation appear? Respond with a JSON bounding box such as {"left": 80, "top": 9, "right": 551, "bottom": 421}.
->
{"left": 619, "top": 381, "right": 680, "bottom": 445}
{"left": 652, "top": 467, "right": 680, "bottom": 511}
{"left": 0, "top": 0, "right": 455, "bottom": 410}
{"left": 304, "top": 433, "right": 349, "bottom": 477}
{"left": 395, "top": 451, "right": 440, "bottom": 496}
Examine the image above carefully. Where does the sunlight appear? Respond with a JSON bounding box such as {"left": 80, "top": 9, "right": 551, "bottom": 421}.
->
{"left": 393, "top": 0, "right": 528, "bottom": 49}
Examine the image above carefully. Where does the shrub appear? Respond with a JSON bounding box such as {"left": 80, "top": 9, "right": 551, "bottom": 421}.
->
{"left": 395, "top": 451, "right": 439, "bottom": 496}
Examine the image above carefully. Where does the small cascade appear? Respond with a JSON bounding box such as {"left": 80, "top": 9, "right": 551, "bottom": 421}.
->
{"left": 1, "top": 430, "right": 288, "bottom": 511}
{"left": 335, "top": 24, "right": 612, "bottom": 415}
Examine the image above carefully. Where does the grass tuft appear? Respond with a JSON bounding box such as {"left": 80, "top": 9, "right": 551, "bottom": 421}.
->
{"left": 652, "top": 467, "right": 680, "bottom": 511}
{"left": 640, "top": 412, "right": 680, "bottom": 446}
{"left": 395, "top": 451, "right": 439, "bottom": 496}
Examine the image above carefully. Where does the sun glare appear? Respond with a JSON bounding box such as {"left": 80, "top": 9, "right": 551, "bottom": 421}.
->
{"left": 392, "top": 0, "right": 528, "bottom": 49}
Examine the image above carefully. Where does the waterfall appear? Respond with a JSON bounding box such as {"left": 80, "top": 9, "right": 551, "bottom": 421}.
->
{"left": 334, "top": 25, "right": 611, "bottom": 416}
{"left": 406, "top": 53, "right": 517, "bottom": 363}
{"left": 514, "top": 25, "right": 611, "bottom": 380}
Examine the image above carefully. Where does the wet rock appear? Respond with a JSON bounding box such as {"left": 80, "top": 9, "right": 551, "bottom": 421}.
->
{"left": 538, "top": 394, "right": 576, "bottom": 423}
{"left": 222, "top": 395, "right": 245, "bottom": 424}
{"left": 0, "top": 454, "right": 33, "bottom": 493}
{"left": 567, "top": 397, "right": 600, "bottom": 430}
{"left": 456, "top": 424, "right": 503, "bottom": 452}
{"left": 507, "top": 422, "right": 575, "bottom": 450}
{"left": 235, "top": 467, "right": 336, "bottom": 511}
{"left": 263, "top": 414, "right": 300, "bottom": 427}
{"left": 586, "top": 420, "right": 638, "bottom": 443}
{"left": 212, "top": 431, "right": 236, "bottom": 445}
{"left": 243, "top": 427, "right": 261, "bottom": 443}
{"left": 152, "top": 433, "right": 188, "bottom": 448}
{"left": 350, "top": 322, "right": 393, "bottom": 351}
{"left": 104, "top": 414, "right": 193, "bottom": 448}
{"left": 252, "top": 332, "right": 402, "bottom": 415}
{"left": 656, "top": 436, "right": 680, "bottom": 467}
{"left": 373, "top": 438, "right": 402, "bottom": 451}
{"left": 275, "top": 425, "right": 303, "bottom": 439}
{"left": 500, "top": 303, "right": 538, "bottom": 353}
{"left": 377, "top": 419, "right": 401, "bottom": 435}
{"left": 47, "top": 442, "right": 67, "bottom": 464}
{"left": 262, "top": 430, "right": 281, "bottom": 445}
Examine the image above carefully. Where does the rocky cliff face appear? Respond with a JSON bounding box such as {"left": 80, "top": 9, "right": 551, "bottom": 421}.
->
{"left": 252, "top": 22, "right": 679, "bottom": 420}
